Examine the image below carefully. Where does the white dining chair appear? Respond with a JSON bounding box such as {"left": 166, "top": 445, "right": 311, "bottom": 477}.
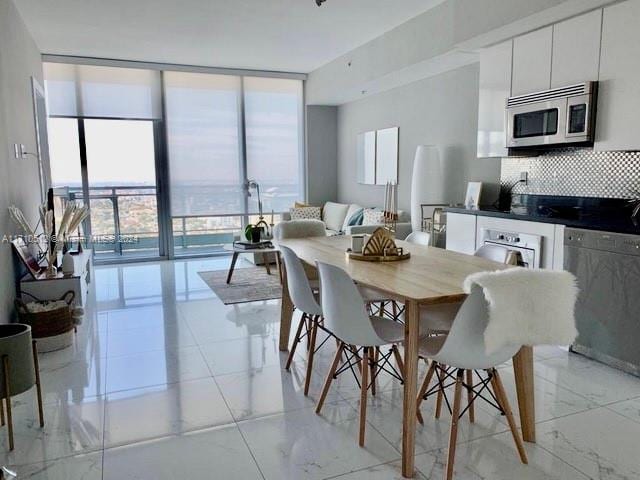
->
{"left": 473, "top": 244, "right": 515, "bottom": 263}
{"left": 419, "top": 243, "right": 517, "bottom": 422}
{"left": 280, "top": 245, "right": 325, "bottom": 396}
{"left": 360, "top": 230, "right": 432, "bottom": 321}
{"left": 416, "top": 284, "right": 528, "bottom": 480}
{"left": 405, "top": 231, "right": 431, "bottom": 246}
{"left": 315, "top": 261, "right": 405, "bottom": 446}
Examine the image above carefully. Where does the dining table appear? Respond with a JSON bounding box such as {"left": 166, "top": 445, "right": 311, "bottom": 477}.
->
{"left": 277, "top": 234, "right": 536, "bottom": 478}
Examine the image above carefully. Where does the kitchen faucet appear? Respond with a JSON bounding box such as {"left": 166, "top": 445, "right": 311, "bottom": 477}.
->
{"left": 628, "top": 188, "right": 640, "bottom": 220}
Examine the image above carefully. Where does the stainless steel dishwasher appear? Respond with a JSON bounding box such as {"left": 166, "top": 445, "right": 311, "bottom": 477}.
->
{"left": 564, "top": 228, "right": 640, "bottom": 376}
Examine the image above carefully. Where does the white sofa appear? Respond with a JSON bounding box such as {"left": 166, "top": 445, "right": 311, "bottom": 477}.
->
{"left": 282, "top": 201, "right": 412, "bottom": 240}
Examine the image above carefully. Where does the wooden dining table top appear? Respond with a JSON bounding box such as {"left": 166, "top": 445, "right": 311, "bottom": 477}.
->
{"left": 277, "top": 235, "right": 508, "bottom": 304}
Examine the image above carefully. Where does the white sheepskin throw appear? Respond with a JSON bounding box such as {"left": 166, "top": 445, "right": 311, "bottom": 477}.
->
{"left": 463, "top": 268, "right": 579, "bottom": 355}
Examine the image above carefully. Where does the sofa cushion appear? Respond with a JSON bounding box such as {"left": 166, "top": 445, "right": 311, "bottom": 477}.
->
{"left": 341, "top": 204, "right": 364, "bottom": 232}
{"left": 362, "top": 208, "right": 385, "bottom": 225}
{"left": 322, "top": 202, "right": 350, "bottom": 232}
{"left": 290, "top": 206, "right": 322, "bottom": 220}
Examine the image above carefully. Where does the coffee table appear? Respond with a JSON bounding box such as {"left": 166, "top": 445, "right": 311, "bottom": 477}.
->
{"left": 224, "top": 244, "right": 282, "bottom": 284}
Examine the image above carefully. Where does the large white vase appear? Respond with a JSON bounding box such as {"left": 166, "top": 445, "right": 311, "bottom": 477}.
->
{"left": 410, "top": 145, "right": 444, "bottom": 232}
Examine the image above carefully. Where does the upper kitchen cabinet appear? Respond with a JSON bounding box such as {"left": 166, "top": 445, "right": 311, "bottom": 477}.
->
{"left": 477, "top": 40, "right": 512, "bottom": 158}
{"left": 551, "top": 10, "right": 602, "bottom": 87}
{"left": 596, "top": 0, "right": 640, "bottom": 151}
{"left": 511, "top": 27, "right": 552, "bottom": 96}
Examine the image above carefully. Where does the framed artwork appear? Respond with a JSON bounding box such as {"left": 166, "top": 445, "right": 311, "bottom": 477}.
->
{"left": 11, "top": 238, "right": 43, "bottom": 279}
{"left": 464, "top": 182, "right": 483, "bottom": 210}
{"left": 356, "top": 127, "right": 399, "bottom": 185}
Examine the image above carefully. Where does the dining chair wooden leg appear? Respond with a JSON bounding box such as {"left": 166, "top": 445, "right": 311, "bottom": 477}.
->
{"left": 392, "top": 345, "right": 404, "bottom": 380}
{"left": 2, "top": 356, "right": 14, "bottom": 451}
{"left": 316, "top": 342, "right": 344, "bottom": 414}
{"left": 444, "top": 369, "right": 464, "bottom": 480}
{"left": 491, "top": 368, "right": 528, "bottom": 464}
{"left": 370, "top": 347, "right": 378, "bottom": 396}
{"left": 435, "top": 365, "right": 444, "bottom": 419}
{"left": 304, "top": 317, "right": 319, "bottom": 396}
{"left": 285, "top": 313, "right": 307, "bottom": 371}
{"left": 359, "top": 347, "right": 370, "bottom": 447}
{"left": 32, "top": 341, "right": 44, "bottom": 427}
{"left": 466, "top": 369, "right": 475, "bottom": 423}
{"left": 416, "top": 360, "right": 436, "bottom": 424}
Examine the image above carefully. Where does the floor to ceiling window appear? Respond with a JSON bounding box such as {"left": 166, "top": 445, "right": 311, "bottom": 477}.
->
{"left": 164, "top": 72, "right": 244, "bottom": 256}
{"left": 44, "top": 63, "right": 164, "bottom": 261}
{"left": 44, "top": 61, "right": 305, "bottom": 262}
{"left": 165, "top": 73, "right": 304, "bottom": 256}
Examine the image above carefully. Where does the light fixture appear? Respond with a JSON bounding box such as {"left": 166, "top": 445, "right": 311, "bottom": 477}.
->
{"left": 316, "top": 0, "right": 327, "bottom": 6}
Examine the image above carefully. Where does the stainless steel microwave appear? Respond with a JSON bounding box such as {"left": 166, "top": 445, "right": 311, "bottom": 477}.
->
{"left": 506, "top": 82, "right": 597, "bottom": 150}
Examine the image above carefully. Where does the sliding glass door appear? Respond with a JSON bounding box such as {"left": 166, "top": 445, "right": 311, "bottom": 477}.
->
{"left": 48, "top": 117, "right": 165, "bottom": 260}
{"left": 84, "top": 119, "right": 162, "bottom": 259}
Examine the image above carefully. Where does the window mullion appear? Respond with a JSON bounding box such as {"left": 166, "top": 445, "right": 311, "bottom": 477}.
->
{"left": 238, "top": 76, "right": 249, "bottom": 228}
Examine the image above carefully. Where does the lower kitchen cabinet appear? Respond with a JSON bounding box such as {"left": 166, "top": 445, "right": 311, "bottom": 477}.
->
{"left": 445, "top": 213, "right": 477, "bottom": 254}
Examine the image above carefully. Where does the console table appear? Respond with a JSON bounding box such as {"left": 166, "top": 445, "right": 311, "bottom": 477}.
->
{"left": 19, "top": 250, "right": 93, "bottom": 307}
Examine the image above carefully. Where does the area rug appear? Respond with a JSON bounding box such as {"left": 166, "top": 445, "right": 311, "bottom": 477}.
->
{"left": 198, "top": 267, "right": 282, "bottom": 304}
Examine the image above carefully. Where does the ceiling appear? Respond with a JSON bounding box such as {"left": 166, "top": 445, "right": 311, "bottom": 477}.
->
{"left": 15, "top": 0, "right": 444, "bottom": 73}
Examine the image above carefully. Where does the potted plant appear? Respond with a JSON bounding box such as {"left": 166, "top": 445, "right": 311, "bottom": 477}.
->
{"left": 244, "top": 220, "right": 270, "bottom": 243}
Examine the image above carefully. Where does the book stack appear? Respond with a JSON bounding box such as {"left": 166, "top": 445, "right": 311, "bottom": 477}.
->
{"left": 233, "top": 240, "right": 273, "bottom": 250}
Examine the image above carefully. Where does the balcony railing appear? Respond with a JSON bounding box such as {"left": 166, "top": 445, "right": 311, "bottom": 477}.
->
{"left": 53, "top": 185, "right": 280, "bottom": 259}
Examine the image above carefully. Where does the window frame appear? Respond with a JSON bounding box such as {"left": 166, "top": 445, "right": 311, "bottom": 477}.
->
{"left": 43, "top": 57, "right": 307, "bottom": 262}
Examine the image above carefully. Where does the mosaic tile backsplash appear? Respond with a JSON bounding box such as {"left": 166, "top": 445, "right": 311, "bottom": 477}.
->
{"left": 501, "top": 149, "right": 640, "bottom": 199}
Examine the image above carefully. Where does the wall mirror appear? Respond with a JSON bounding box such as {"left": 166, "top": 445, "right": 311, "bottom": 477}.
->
{"left": 356, "top": 127, "right": 398, "bottom": 185}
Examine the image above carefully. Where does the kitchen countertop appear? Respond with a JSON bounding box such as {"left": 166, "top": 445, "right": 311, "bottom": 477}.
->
{"left": 445, "top": 195, "right": 640, "bottom": 235}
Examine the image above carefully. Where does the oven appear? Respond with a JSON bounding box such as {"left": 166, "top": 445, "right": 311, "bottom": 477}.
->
{"left": 481, "top": 229, "right": 542, "bottom": 269}
{"left": 506, "top": 82, "right": 597, "bottom": 150}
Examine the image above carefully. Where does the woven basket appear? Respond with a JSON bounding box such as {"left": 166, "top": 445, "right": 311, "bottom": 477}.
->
{"left": 15, "top": 291, "right": 76, "bottom": 338}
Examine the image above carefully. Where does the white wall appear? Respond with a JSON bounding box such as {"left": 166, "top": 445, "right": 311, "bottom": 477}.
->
{"left": 307, "top": 0, "right": 616, "bottom": 105}
{"left": 306, "top": 105, "right": 338, "bottom": 205}
{"left": 0, "top": 0, "right": 44, "bottom": 322}
{"left": 336, "top": 64, "right": 500, "bottom": 211}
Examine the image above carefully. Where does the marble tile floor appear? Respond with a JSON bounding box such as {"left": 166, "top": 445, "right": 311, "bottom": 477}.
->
{"left": 1, "top": 256, "right": 639, "bottom": 479}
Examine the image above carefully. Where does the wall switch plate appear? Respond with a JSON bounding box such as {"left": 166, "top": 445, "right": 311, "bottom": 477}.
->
{"left": 520, "top": 171, "right": 528, "bottom": 185}
{"left": 13, "top": 143, "right": 28, "bottom": 159}
{"left": 13, "top": 144, "right": 28, "bottom": 159}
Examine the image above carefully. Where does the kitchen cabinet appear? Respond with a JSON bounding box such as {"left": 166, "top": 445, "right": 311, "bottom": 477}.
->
{"left": 446, "top": 213, "right": 477, "bottom": 255}
{"left": 511, "top": 27, "right": 552, "bottom": 96}
{"left": 477, "top": 40, "right": 512, "bottom": 158}
{"left": 551, "top": 10, "right": 602, "bottom": 87}
{"left": 596, "top": 0, "right": 640, "bottom": 151}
